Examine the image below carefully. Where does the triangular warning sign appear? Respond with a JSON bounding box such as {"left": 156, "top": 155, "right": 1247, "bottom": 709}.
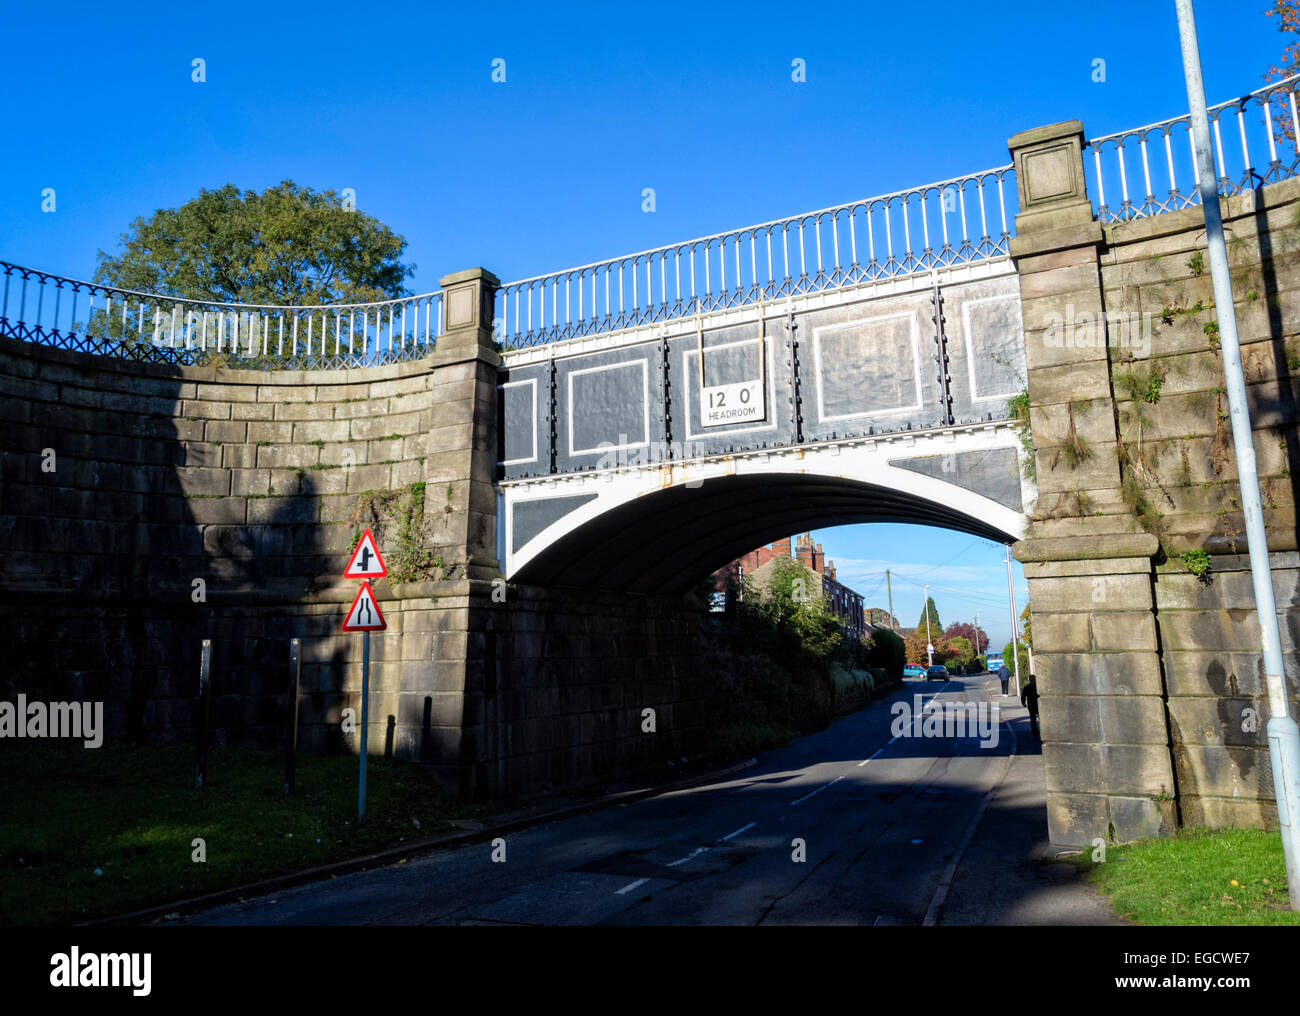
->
{"left": 343, "top": 528, "right": 387, "bottom": 579}
{"left": 342, "top": 580, "right": 387, "bottom": 631}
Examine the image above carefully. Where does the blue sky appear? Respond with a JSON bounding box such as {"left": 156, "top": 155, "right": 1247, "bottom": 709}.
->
{"left": 0, "top": 0, "right": 1283, "bottom": 645}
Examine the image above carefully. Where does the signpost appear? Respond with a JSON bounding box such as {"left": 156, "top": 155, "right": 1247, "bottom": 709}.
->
{"left": 343, "top": 528, "right": 388, "bottom": 580}
{"left": 341, "top": 531, "right": 387, "bottom": 824}
{"left": 697, "top": 300, "right": 767, "bottom": 428}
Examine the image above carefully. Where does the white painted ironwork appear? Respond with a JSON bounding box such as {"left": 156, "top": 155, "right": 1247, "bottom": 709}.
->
{"left": 3, "top": 77, "right": 1297, "bottom": 367}
{"left": 495, "top": 166, "right": 1018, "bottom": 349}
{"left": 0, "top": 262, "right": 444, "bottom": 369}
{"left": 1085, "top": 73, "right": 1300, "bottom": 223}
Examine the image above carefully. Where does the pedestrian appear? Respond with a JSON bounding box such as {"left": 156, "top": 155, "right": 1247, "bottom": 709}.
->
{"left": 994, "top": 660, "right": 1009, "bottom": 696}
{"left": 1021, "top": 673, "right": 1041, "bottom": 742}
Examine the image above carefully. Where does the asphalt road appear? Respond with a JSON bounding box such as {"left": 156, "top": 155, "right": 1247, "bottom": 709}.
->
{"left": 182, "top": 675, "right": 1118, "bottom": 926}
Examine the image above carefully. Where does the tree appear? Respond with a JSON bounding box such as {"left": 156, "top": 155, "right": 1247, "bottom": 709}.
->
{"left": 1002, "top": 640, "right": 1030, "bottom": 685}
{"left": 915, "top": 597, "right": 942, "bottom": 644}
{"left": 753, "top": 557, "right": 843, "bottom": 665}
{"left": 943, "top": 621, "right": 989, "bottom": 654}
{"left": 945, "top": 635, "right": 974, "bottom": 671}
{"left": 1266, "top": 2, "right": 1300, "bottom": 142}
{"left": 903, "top": 631, "right": 930, "bottom": 666}
{"left": 864, "top": 628, "right": 905, "bottom": 681}
{"left": 94, "top": 181, "right": 415, "bottom": 310}
{"left": 1019, "top": 603, "right": 1032, "bottom": 650}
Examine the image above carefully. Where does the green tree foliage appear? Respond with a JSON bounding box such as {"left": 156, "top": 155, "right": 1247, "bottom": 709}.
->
{"left": 916, "top": 596, "right": 942, "bottom": 641}
{"left": 863, "top": 627, "right": 905, "bottom": 681}
{"left": 1019, "top": 603, "right": 1032, "bottom": 649}
{"left": 944, "top": 635, "right": 974, "bottom": 670}
{"left": 747, "top": 558, "right": 843, "bottom": 667}
{"left": 94, "top": 180, "right": 415, "bottom": 308}
{"left": 943, "top": 621, "right": 989, "bottom": 654}
{"left": 1002, "top": 640, "right": 1030, "bottom": 682}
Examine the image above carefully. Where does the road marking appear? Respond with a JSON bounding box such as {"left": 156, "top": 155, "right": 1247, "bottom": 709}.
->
{"left": 666, "top": 846, "right": 710, "bottom": 867}
{"left": 858, "top": 685, "right": 949, "bottom": 766}
{"left": 615, "top": 878, "right": 649, "bottom": 895}
{"left": 789, "top": 774, "right": 844, "bottom": 806}
{"left": 719, "top": 822, "right": 756, "bottom": 842}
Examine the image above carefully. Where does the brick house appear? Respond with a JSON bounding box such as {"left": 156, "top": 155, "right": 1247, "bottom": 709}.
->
{"left": 712, "top": 532, "right": 865, "bottom": 641}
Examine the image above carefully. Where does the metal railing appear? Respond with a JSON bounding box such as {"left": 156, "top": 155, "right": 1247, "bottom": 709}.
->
{"left": 0, "top": 262, "right": 445, "bottom": 369}
{"left": 495, "top": 165, "right": 1018, "bottom": 349}
{"left": 4, "top": 76, "right": 1299, "bottom": 367}
{"left": 1085, "top": 73, "right": 1300, "bottom": 223}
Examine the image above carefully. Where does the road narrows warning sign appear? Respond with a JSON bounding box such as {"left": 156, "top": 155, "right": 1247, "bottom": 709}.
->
{"left": 342, "top": 580, "right": 387, "bottom": 631}
{"left": 343, "top": 528, "right": 387, "bottom": 579}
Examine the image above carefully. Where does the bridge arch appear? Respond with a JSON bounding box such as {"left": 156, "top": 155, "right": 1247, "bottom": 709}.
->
{"left": 504, "top": 424, "right": 1029, "bottom": 594}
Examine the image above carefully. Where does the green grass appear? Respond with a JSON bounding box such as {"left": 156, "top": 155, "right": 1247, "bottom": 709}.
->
{"left": 1071, "top": 827, "right": 1300, "bottom": 925}
{"left": 0, "top": 743, "right": 483, "bottom": 925}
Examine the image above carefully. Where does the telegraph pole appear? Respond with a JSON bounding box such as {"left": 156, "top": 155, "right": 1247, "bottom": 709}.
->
{"left": 886, "top": 569, "right": 896, "bottom": 631}
{"left": 1176, "top": 0, "right": 1300, "bottom": 907}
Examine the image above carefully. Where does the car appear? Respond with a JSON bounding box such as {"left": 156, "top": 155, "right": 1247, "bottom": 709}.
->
{"left": 903, "top": 664, "right": 926, "bottom": 679}
{"left": 926, "top": 664, "right": 949, "bottom": 680}
{"left": 986, "top": 658, "right": 1003, "bottom": 674}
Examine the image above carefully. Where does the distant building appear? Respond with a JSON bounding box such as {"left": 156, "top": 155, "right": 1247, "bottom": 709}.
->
{"left": 866, "top": 607, "right": 899, "bottom": 630}
{"left": 712, "top": 533, "right": 865, "bottom": 641}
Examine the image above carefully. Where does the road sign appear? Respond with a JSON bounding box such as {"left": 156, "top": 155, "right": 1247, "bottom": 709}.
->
{"left": 701, "top": 379, "right": 765, "bottom": 427}
{"left": 696, "top": 298, "right": 768, "bottom": 429}
{"left": 342, "top": 580, "right": 387, "bottom": 631}
{"left": 343, "top": 529, "right": 387, "bottom": 579}
{"left": 927, "top": 644, "right": 934, "bottom": 653}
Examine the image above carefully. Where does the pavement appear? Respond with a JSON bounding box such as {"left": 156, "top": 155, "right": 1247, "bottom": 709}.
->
{"left": 170, "top": 674, "right": 1120, "bottom": 926}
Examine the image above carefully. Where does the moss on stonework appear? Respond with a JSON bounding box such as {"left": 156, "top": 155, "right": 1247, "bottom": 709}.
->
{"left": 348, "top": 483, "right": 444, "bottom": 582}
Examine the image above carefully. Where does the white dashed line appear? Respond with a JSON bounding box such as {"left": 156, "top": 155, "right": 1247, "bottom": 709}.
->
{"left": 789, "top": 774, "right": 844, "bottom": 806}
{"left": 859, "top": 686, "right": 948, "bottom": 766}
{"left": 719, "top": 822, "right": 756, "bottom": 842}
{"left": 615, "top": 878, "right": 649, "bottom": 895}
{"left": 666, "top": 846, "right": 710, "bottom": 867}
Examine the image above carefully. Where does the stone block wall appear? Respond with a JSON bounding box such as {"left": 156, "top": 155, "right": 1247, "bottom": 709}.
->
{"left": 0, "top": 334, "right": 448, "bottom": 753}
{"left": 478, "top": 585, "right": 706, "bottom": 797}
{"left": 1010, "top": 118, "right": 1300, "bottom": 845}
{"left": 0, "top": 265, "right": 709, "bottom": 800}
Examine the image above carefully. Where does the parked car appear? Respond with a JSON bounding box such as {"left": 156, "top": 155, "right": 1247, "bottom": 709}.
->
{"left": 903, "top": 664, "right": 926, "bottom": 680}
{"left": 926, "top": 664, "right": 949, "bottom": 680}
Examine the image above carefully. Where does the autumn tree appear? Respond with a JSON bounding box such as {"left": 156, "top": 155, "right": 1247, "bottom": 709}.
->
{"left": 943, "top": 621, "right": 989, "bottom": 654}
{"left": 903, "top": 631, "right": 930, "bottom": 666}
{"left": 945, "top": 635, "right": 975, "bottom": 671}
{"left": 1266, "top": 1, "right": 1300, "bottom": 142}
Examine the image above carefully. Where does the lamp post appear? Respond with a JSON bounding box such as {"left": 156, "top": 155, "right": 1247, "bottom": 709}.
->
{"left": 924, "top": 584, "right": 933, "bottom": 668}
{"left": 1176, "top": 0, "right": 1300, "bottom": 908}
{"left": 1005, "top": 545, "right": 1022, "bottom": 698}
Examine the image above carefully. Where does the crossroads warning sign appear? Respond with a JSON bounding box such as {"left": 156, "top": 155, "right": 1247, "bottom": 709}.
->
{"left": 342, "top": 580, "right": 387, "bottom": 631}
{"left": 343, "top": 529, "right": 387, "bottom": 579}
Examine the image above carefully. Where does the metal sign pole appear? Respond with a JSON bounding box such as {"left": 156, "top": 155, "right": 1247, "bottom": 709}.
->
{"left": 285, "top": 638, "right": 300, "bottom": 795}
{"left": 195, "top": 639, "right": 211, "bottom": 791}
{"left": 359, "top": 629, "right": 370, "bottom": 824}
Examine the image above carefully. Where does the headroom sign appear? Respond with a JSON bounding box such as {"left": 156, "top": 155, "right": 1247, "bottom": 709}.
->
{"left": 697, "top": 299, "right": 767, "bottom": 428}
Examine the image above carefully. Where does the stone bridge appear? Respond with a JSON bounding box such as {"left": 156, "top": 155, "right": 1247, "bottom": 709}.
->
{"left": 3, "top": 75, "right": 1300, "bottom": 847}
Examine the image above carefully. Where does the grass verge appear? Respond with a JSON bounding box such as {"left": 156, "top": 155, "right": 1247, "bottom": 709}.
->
{"left": 0, "top": 743, "right": 483, "bottom": 925}
{"left": 1068, "top": 827, "right": 1299, "bottom": 925}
